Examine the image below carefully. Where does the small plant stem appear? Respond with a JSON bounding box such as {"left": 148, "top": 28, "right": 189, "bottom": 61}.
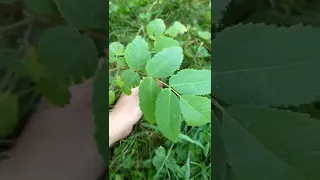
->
{"left": 0, "top": 18, "right": 34, "bottom": 34}
{"left": 109, "top": 67, "right": 120, "bottom": 72}
{"left": 136, "top": 25, "right": 144, "bottom": 36}
{"left": 84, "top": 30, "right": 108, "bottom": 40}
{"left": 212, "top": 98, "right": 226, "bottom": 114}
{"left": 148, "top": 0, "right": 159, "bottom": 12}
{"left": 141, "top": 123, "right": 158, "bottom": 131}
{"left": 158, "top": 80, "right": 181, "bottom": 98}
{"left": 135, "top": 71, "right": 181, "bottom": 97}
{"left": 154, "top": 143, "right": 174, "bottom": 179}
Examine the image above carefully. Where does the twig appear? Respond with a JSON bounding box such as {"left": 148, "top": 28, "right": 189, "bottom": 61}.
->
{"left": 154, "top": 143, "right": 174, "bottom": 179}
{"left": 0, "top": 18, "right": 34, "bottom": 34}
{"left": 85, "top": 31, "right": 108, "bottom": 40}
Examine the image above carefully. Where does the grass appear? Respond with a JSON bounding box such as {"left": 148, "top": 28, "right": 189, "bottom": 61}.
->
{"left": 109, "top": 0, "right": 211, "bottom": 179}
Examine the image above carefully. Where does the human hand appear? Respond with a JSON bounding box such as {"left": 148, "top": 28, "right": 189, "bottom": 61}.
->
{"left": 109, "top": 87, "right": 142, "bottom": 146}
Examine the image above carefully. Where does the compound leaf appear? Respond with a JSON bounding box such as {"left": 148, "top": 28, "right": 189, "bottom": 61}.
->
{"left": 139, "top": 77, "right": 162, "bottom": 124}
{"left": 146, "top": 19, "right": 166, "bottom": 40}
{"left": 180, "top": 95, "right": 211, "bottom": 126}
{"left": 154, "top": 36, "right": 180, "bottom": 52}
{"left": 146, "top": 46, "right": 183, "bottom": 78}
{"left": 0, "top": 93, "right": 18, "bottom": 137}
{"left": 224, "top": 105, "right": 320, "bottom": 180}
{"left": 213, "top": 24, "right": 320, "bottom": 106}
{"left": 156, "top": 88, "right": 181, "bottom": 142}
{"left": 165, "top": 21, "right": 188, "bottom": 37}
{"left": 169, "top": 69, "right": 211, "bottom": 95}
{"left": 53, "top": 0, "right": 108, "bottom": 29}
{"left": 125, "top": 36, "right": 150, "bottom": 71}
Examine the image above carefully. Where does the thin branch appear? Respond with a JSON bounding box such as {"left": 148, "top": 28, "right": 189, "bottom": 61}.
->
{"left": 0, "top": 18, "right": 34, "bottom": 34}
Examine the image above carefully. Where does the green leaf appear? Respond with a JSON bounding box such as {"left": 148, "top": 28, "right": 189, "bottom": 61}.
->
{"left": 120, "top": 83, "right": 132, "bottom": 96}
{"left": 0, "top": 0, "right": 17, "bottom": 3}
{"left": 0, "top": 93, "right": 18, "bottom": 137}
{"left": 35, "top": 77, "right": 70, "bottom": 107}
{"left": 120, "top": 70, "right": 140, "bottom": 95}
{"left": 212, "top": 112, "right": 228, "bottom": 180}
{"left": 197, "top": 46, "right": 211, "bottom": 58}
{"left": 93, "top": 60, "right": 109, "bottom": 165}
{"left": 121, "top": 70, "right": 140, "bottom": 88}
{"left": 109, "top": 91, "right": 115, "bottom": 105}
{"left": 125, "top": 36, "right": 150, "bottom": 71}
{"left": 154, "top": 36, "right": 180, "bottom": 52}
{"left": 139, "top": 77, "right": 162, "bottom": 124}
{"left": 180, "top": 95, "right": 210, "bottom": 126}
{"left": 212, "top": 0, "right": 232, "bottom": 24}
{"left": 165, "top": 21, "right": 188, "bottom": 37}
{"left": 146, "top": 19, "right": 166, "bottom": 40}
{"left": 37, "top": 26, "right": 98, "bottom": 106}
{"left": 116, "top": 57, "right": 127, "bottom": 67}
{"left": 109, "top": 42, "right": 125, "bottom": 63}
{"left": 152, "top": 146, "right": 166, "bottom": 170}
{"left": 38, "top": 26, "right": 98, "bottom": 84}
{"left": 146, "top": 46, "right": 183, "bottom": 78}
{"left": 24, "top": 0, "right": 57, "bottom": 15}
{"left": 213, "top": 24, "right": 320, "bottom": 106}
{"left": 0, "top": 50, "right": 27, "bottom": 76}
{"left": 197, "top": 31, "right": 211, "bottom": 41}
{"left": 152, "top": 146, "right": 183, "bottom": 176}
{"left": 224, "top": 105, "right": 320, "bottom": 180}
{"left": 24, "top": 45, "right": 45, "bottom": 82}
{"left": 52, "top": 0, "right": 108, "bottom": 29}
{"left": 169, "top": 69, "right": 211, "bottom": 95}
{"left": 156, "top": 89, "right": 181, "bottom": 142}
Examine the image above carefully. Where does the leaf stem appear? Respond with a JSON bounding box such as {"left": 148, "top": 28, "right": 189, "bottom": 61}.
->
{"left": 154, "top": 143, "right": 174, "bottom": 179}
{"left": 148, "top": 0, "right": 159, "bottom": 11}
{"left": 0, "top": 18, "right": 34, "bottom": 34}
{"left": 109, "top": 67, "right": 120, "bottom": 72}
{"left": 159, "top": 80, "right": 181, "bottom": 98}
{"left": 136, "top": 25, "right": 144, "bottom": 36}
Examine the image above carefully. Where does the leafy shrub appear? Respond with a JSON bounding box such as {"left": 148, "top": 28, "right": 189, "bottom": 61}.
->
{"left": 106, "top": 18, "right": 211, "bottom": 179}
{"left": 108, "top": 1, "right": 211, "bottom": 179}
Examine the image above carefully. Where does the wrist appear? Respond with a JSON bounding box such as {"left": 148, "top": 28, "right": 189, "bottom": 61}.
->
{"left": 109, "top": 112, "right": 133, "bottom": 146}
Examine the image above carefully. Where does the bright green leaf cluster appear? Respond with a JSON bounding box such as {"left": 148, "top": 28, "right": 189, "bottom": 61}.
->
{"left": 146, "top": 19, "right": 187, "bottom": 52}
{"left": 109, "top": 19, "right": 211, "bottom": 142}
